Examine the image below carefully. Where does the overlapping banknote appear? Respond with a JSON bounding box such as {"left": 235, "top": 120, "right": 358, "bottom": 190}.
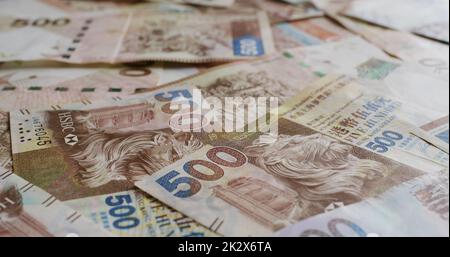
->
{"left": 0, "top": 0, "right": 448, "bottom": 237}
{"left": 314, "top": 6, "right": 449, "bottom": 80}
{"left": 1, "top": 101, "right": 215, "bottom": 237}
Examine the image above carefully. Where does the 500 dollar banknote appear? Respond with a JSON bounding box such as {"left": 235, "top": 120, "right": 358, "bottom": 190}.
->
{"left": 0, "top": 11, "right": 274, "bottom": 63}
{"left": 133, "top": 115, "right": 438, "bottom": 236}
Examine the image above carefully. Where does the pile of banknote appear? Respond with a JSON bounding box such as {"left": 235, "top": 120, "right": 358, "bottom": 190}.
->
{"left": 0, "top": 0, "right": 448, "bottom": 237}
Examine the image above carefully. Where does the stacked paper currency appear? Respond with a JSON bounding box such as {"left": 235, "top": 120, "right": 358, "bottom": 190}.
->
{"left": 0, "top": 0, "right": 448, "bottom": 237}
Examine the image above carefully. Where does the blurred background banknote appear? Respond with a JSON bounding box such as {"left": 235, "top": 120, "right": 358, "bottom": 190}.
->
{"left": 0, "top": 0, "right": 448, "bottom": 237}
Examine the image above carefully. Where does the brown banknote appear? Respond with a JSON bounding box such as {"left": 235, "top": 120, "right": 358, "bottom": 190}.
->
{"left": 133, "top": 115, "right": 432, "bottom": 236}
{"left": 7, "top": 86, "right": 217, "bottom": 237}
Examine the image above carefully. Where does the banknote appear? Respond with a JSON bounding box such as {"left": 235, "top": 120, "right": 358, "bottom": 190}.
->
{"left": 139, "top": 49, "right": 330, "bottom": 109}
{"left": 0, "top": 11, "right": 275, "bottom": 63}
{"left": 279, "top": 74, "right": 448, "bottom": 169}
{"left": 283, "top": 37, "right": 449, "bottom": 129}
{"left": 65, "top": 189, "right": 215, "bottom": 237}
{"left": 272, "top": 17, "right": 353, "bottom": 50}
{"left": 342, "top": 0, "right": 449, "bottom": 43}
{"left": 132, "top": 113, "right": 436, "bottom": 236}
{"left": 332, "top": 15, "right": 449, "bottom": 80}
{"left": 8, "top": 87, "right": 216, "bottom": 237}
{"left": 277, "top": 169, "right": 449, "bottom": 237}
{"left": 0, "top": 62, "right": 161, "bottom": 112}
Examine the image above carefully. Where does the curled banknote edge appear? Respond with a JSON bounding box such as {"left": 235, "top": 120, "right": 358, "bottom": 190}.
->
{"left": 7, "top": 87, "right": 218, "bottom": 237}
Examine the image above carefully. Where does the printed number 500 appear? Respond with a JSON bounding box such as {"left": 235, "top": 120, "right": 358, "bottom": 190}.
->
{"left": 105, "top": 194, "right": 140, "bottom": 230}
{"left": 366, "top": 130, "right": 404, "bottom": 153}
{"left": 156, "top": 147, "right": 247, "bottom": 198}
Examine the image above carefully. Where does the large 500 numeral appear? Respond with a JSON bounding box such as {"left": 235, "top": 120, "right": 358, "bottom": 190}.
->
{"left": 156, "top": 147, "right": 247, "bottom": 198}
{"left": 105, "top": 194, "right": 140, "bottom": 230}
{"left": 156, "top": 171, "right": 201, "bottom": 198}
{"left": 366, "top": 130, "right": 404, "bottom": 153}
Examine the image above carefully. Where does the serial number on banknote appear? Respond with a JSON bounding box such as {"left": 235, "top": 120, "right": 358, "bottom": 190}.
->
{"left": 32, "top": 118, "right": 52, "bottom": 146}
